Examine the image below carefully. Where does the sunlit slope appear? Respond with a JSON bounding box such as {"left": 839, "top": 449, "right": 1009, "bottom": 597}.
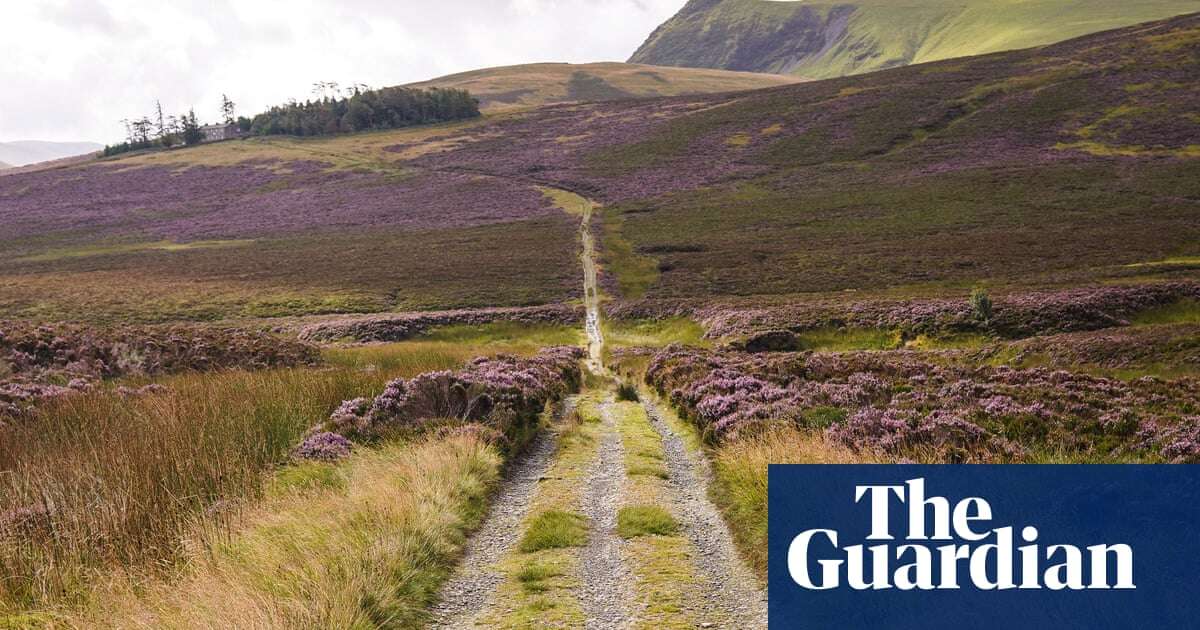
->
{"left": 416, "top": 14, "right": 1200, "bottom": 300}
{"left": 1, "top": 14, "right": 1196, "bottom": 323}
{"left": 630, "top": 0, "right": 1200, "bottom": 79}
{"left": 404, "top": 62, "right": 800, "bottom": 111}
{"left": 0, "top": 124, "right": 581, "bottom": 323}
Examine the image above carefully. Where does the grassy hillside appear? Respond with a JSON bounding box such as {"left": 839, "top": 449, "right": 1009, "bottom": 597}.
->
{"left": 630, "top": 0, "right": 1200, "bottom": 79}
{"left": 0, "top": 15, "right": 1195, "bottom": 324}
{"left": 413, "top": 14, "right": 1200, "bottom": 301}
{"left": 404, "top": 61, "right": 799, "bottom": 111}
{"left": 0, "top": 127, "right": 581, "bottom": 323}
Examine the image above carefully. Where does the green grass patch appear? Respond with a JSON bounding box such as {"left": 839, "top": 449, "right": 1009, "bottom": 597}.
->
{"left": 799, "top": 406, "right": 848, "bottom": 430}
{"left": 323, "top": 324, "right": 579, "bottom": 374}
{"left": 516, "top": 561, "right": 565, "bottom": 595}
{"left": 1132, "top": 299, "right": 1200, "bottom": 325}
{"left": 795, "top": 327, "right": 902, "bottom": 351}
{"left": 907, "top": 332, "right": 994, "bottom": 350}
{"left": 421, "top": 322, "right": 583, "bottom": 347}
{"left": 627, "top": 464, "right": 670, "bottom": 479}
{"left": 268, "top": 461, "right": 347, "bottom": 496}
{"left": 603, "top": 317, "right": 709, "bottom": 349}
{"left": 518, "top": 510, "right": 588, "bottom": 553}
{"left": 617, "top": 505, "right": 679, "bottom": 539}
{"left": 600, "top": 208, "right": 660, "bottom": 299}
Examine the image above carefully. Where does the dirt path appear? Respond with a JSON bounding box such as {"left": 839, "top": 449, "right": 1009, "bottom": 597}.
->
{"left": 577, "top": 400, "right": 634, "bottom": 629}
{"left": 429, "top": 185, "right": 766, "bottom": 628}
{"left": 642, "top": 397, "right": 769, "bottom": 628}
{"left": 428, "top": 400, "right": 574, "bottom": 628}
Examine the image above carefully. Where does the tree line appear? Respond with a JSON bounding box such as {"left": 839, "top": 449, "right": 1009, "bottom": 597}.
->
{"left": 103, "top": 85, "right": 478, "bottom": 157}
{"left": 246, "top": 85, "right": 479, "bottom": 137}
{"left": 103, "top": 95, "right": 237, "bottom": 157}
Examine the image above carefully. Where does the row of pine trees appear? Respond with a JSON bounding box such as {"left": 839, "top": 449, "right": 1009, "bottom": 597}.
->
{"left": 104, "top": 86, "right": 479, "bottom": 157}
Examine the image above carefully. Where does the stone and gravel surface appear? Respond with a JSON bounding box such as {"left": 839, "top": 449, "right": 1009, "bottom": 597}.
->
{"left": 428, "top": 400, "right": 574, "bottom": 629}
{"left": 642, "top": 397, "right": 770, "bottom": 629}
{"left": 577, "top": 400, "right": 634, "bottom": 630}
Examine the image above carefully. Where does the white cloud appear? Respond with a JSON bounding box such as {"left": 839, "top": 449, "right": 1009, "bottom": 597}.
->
{"left": 0, "top": 0, "right": 684, "bottom": 143}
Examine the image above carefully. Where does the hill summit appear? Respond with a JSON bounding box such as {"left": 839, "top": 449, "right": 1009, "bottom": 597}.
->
{"left": 630, "top": 0, "right": 1200, "bottom": 79}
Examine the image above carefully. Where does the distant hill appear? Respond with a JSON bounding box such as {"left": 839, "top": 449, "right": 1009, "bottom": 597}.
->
{"left": 0, "top": 161, "right": 9, "bottom": 170}
{"left": 0, "top": 141, "right": 102, "bottom": 167}
{"left": 630, "top": 0, "right": 1200, "bottom": 79}
{"left": 0, "top": 14, "right": 1195, "bottom": 323}
{"left": 404, "top": 62, "right": 800, "bottom": 111}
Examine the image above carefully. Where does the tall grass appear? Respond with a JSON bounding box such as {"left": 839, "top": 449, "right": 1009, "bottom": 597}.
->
{"left": 0, "top": 336, "right": 555, "bottom": 613}
{"left": 711, "top": 425, "right": 878, "bottom": 581}
{"left": 87, "top": 434, "right": 501, "bottom": 628}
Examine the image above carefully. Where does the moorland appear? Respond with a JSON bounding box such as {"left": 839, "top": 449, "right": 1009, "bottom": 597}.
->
{"left": 0, "top": 10, "right": 1197, "bottom": 629}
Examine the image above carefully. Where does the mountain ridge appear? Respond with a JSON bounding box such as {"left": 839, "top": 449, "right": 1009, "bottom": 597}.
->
{"left": 630, "top": 0, "right": 1200, "bottom": 79}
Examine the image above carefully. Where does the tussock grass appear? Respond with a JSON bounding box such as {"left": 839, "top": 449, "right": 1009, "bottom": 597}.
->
{"left": 712, "top": 425, "right": 878, "bottom": 580}
{"left": 0, "top": 340, "right": 535, "bottom": 614}
{"left": 516, "top": 561, "right": 565, "bottom": 595}
{"left": 85, "top": 434, "right": 501, "bottom": 628}
{"left": 518, "top": 510, "right": 589, "bottom": 553}
{"left": 616, "top": 506, "right": 679, "bottom": 539}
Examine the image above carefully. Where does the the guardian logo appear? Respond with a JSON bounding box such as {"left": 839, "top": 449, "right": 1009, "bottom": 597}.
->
{"left": 788, "top": 478, "right": 1135, "bottom": 591}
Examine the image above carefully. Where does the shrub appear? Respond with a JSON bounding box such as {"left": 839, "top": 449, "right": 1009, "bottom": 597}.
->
{"left": 615, "top": 382, "right": 640, "bottom": 402}
{"left": 970, "top": 288, "right": 994, "bottom": 322}
{"left": 319, "top": 346, "right": 583, "bottom": 441}
{"left": 292, "top": 432, "right": 353, "bottom": 462}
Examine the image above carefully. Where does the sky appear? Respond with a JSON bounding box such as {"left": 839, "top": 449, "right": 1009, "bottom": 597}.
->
{"left": 0, "top": 0, "right": 685, "bottom": 144}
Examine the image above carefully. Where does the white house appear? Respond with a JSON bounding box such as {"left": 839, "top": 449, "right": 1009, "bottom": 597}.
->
{"left": 200, "top": 123, "right": 241, "bottom": 142}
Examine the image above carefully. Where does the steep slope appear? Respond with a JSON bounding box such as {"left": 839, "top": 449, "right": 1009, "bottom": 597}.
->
{"left": 404, "top": 62, "right": 799, "bottom": 112}
{"left": 630, "top": 0, "right": 1200, "bottom": 79}
{"left": 0, "top": 140, "right": 102, "bottom": 167}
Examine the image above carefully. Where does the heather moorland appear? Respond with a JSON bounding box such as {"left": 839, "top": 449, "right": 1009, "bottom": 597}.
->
{"left": 1, "top": 10, "right": 1198, "bottom": 629}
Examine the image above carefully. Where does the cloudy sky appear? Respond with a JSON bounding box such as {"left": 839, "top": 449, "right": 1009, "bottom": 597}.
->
{"left": 0, "top": 0, "right": 684, "bottom": 144}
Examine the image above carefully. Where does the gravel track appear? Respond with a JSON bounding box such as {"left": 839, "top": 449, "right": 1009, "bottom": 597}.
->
{"left": 642, "top": 397, "right": 769, "bottom": 629}
{"left": 428, "top": 400, "right": 574, "bottom": 629}
{"left": 578, "top": 400, "right": 634, "bottom": 630}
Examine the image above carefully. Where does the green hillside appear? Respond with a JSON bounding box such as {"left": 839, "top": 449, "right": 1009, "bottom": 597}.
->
{"left": 630, "top": 0, "right": 1200, "bottom": 79}
{"left": 404, "top": 61, "right": 799, "bottom": 112}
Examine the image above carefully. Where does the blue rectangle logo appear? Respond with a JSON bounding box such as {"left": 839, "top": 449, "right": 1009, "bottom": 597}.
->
{"left": 768, "top": 465, "right": 1200, "bottom": 629}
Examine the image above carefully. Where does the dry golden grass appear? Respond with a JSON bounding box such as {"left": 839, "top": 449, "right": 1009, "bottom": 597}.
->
{"left": 405, "top": 62, "right": 800, "bottom": 112}
{"left": 79, "top": 434, "right": 501, "bottom": 629}
{"left": 0, "top": 335, "right": 555, "bottom": 616}
{"left": 712, "top": 425, "right": 880, "bottom": 581}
